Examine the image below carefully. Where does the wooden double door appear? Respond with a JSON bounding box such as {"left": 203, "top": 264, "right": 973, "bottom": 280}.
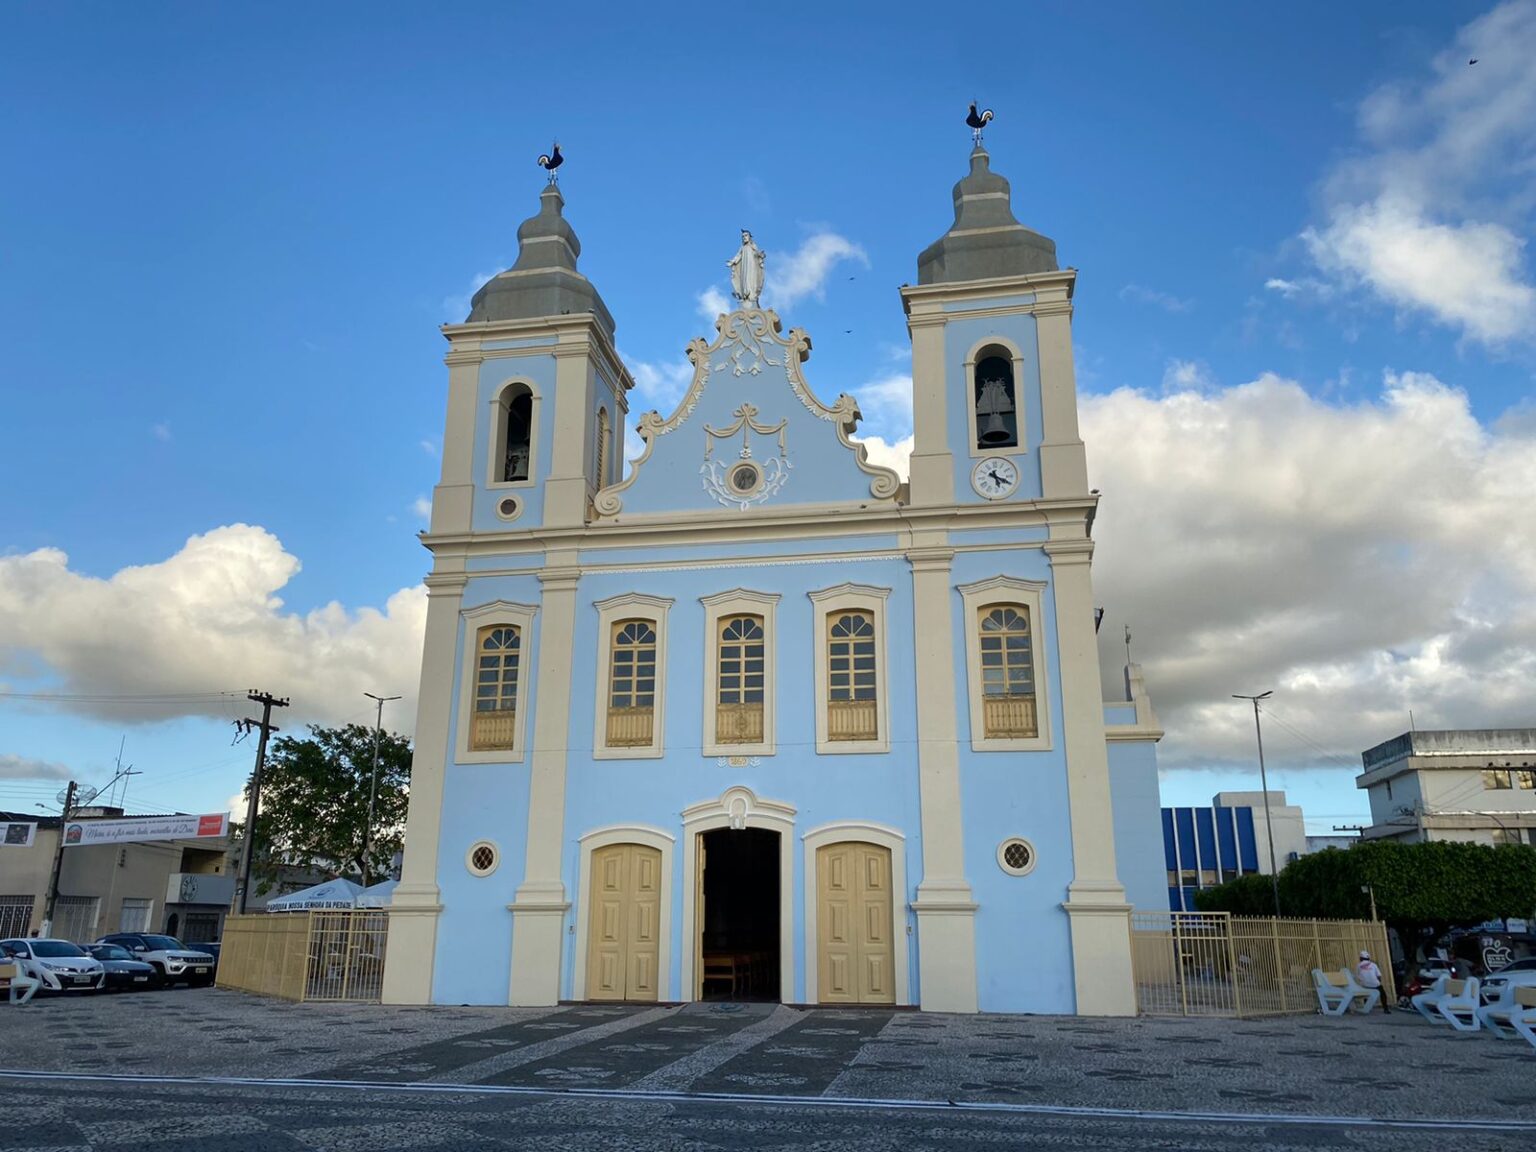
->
{"left": 586, "top": 843, "right": 661, "bottom": 1001}
{"left": 816, "top": 841, "right": 896, "bottom": 1004}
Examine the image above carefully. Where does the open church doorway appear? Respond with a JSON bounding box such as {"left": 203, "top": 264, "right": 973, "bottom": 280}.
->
{"left": 696, "top": 827, "right": 780, "bottom": 1001}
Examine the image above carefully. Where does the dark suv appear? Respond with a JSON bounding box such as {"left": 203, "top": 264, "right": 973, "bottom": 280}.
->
{"left": 97, "top": 933, "right": 215, "bottom": 986}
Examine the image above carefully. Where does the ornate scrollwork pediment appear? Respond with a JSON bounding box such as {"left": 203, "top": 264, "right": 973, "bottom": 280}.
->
{"left": 593, "top": 307, "right": 903, "bottom": 516}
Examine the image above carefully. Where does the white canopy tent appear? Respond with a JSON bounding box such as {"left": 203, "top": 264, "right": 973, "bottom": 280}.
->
{"left": 263, "top": 878, "right": 364, "bottom": 912}
{"left": 354, "top": 879, "right": 397, "bottom": 908}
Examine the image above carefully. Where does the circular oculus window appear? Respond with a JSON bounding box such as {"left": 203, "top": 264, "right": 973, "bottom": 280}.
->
{"left": 466, "top": 841, "right": 500, "bottom": 877}
{"left": 728, "top": 461, "right": 763, "bottom": 497}
{"left": 495, "top": 495, "right": 522, "bottom": 521}
{"left": 996, "top": 837, "right": 1037, "bottom": 877}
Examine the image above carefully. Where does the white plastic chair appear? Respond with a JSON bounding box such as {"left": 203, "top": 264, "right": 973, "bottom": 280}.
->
{"left": 1411, "top": 972, "right": 1452, "bottom": 1023}
{"left": 1436, "top": 977, "right": 1482, "bottom": 1031}
{"left": 1, "top": 960, "right": 40, "bottom": 1005}
{"left": 1480, "top": 985, "right": 1536, "bottom": 1046}
{"left": 1313, "top": 968, "right": 1379, "bottom": 1015}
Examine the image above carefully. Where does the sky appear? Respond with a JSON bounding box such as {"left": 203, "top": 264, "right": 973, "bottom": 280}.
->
{"left": 2, "top": 2, "right": 1534, "bottom": 839}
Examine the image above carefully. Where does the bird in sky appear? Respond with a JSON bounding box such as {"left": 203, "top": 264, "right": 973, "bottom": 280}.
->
{"left": 1469, "top": 58, "right": 1479, "bottom": 64}
{"left": 966, "top": 102, "right": 994, "bottom": 143}
{"left": 537, "top": 142, "right": 564, "bottom": 182}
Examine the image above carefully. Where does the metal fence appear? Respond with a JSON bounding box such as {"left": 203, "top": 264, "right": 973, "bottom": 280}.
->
{"left": 218, "top": 910, "right": 388, "bottom": 1003}
{"left": 1131, "top": 911, "right": 1394, "bottom": 1017}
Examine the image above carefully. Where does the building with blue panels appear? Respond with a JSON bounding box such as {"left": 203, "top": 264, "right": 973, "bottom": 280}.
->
{"left": 382, "top": 137, "right": 1165, "bottom": 1015}
{"left": 1162, "top": 791, "right": 1308, "bottom": 911}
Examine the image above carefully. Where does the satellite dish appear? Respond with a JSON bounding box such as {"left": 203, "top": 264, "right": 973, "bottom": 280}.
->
{"left": 57, "top": 785, "right": 99, "bottom": 808}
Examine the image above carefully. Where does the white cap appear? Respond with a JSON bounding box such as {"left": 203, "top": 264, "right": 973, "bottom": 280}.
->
{"left": 1359, "top": 950, "right": 1371, "bottom": 959}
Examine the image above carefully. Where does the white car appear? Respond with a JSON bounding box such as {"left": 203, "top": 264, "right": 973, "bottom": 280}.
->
{"left": 1479, "top": 957, "right": 1536, "bottom": 1005}
{"left": 0, "top": 938, "right": 107, "bottom": 993}
{"left": 96, "top": 932, "right": 215, "bottom": 986}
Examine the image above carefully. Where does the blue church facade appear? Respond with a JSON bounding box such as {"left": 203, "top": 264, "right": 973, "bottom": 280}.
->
{"left": 383, "top": 137, "right": 1165, "bottom": 1015}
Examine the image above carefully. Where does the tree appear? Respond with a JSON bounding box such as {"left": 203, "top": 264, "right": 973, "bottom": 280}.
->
{"left": 235, "top": 723, "right": 412, "bottom": 895}
{"left": 1194, "top": 840, "right": 1536, "bottom": 958}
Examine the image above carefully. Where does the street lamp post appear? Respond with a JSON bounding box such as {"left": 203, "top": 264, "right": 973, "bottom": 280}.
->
{"left": 1233, "top": 691, "right": 1282, "bottom": 918}
{"left": 362, "top": 692, "right": 401, "bottom": 889}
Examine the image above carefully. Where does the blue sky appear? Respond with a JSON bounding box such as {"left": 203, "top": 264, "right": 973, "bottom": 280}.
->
{"left": 2, "top": 2, "right": 1533, "bottom": 836}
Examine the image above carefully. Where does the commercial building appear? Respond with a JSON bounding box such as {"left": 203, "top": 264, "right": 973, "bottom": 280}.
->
{"left": 1161, "top": 791, "right": 1309, "bottom": 912}
{"left": 383, "top": 131, "right": 1166, "bottom": 1015}
{"left": 1357, "top": 729, "right": 1536, "bottom": 845}
{"left": 0, "top": 807, "right": 233, "bottom": 942}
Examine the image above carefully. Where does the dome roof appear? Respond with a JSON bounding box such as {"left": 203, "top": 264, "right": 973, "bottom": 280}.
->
{"left": 466, "top": 184, "right": 614, "bottom": 332}
{"left": 917, "top": 146, "right": 1058, "bottom": 285}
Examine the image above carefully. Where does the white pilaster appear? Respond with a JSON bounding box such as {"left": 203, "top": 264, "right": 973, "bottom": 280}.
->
{"left": 1046, "top": 539, "right": 1136, "bottom": 1016}
{"left": 430, "top": 350, "right": 481, "bottom": 536}
{"left": 507, "top": 557, "right": 579, "bottom": 1005}
{"left": 381, "top": 570, "right": 464, "bottom": 1005}
{"left": 1034, "top": 284, "right": 1090, "bottom": 499}
{"left": 907, "top": 545, "right": 978, "bottom": 1013}
{"left": 542, "top": 337, "right": 595, "bottom": 528}
{"left": 905, "top": 309, "right": 954, "bottom": 505}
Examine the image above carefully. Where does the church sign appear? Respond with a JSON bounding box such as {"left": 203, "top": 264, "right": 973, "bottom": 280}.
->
{"left": 2, "top": 821, "right": 37, "bottom": 847}
{"left": 62, "top": 813, "right": 228, "bottom": 846}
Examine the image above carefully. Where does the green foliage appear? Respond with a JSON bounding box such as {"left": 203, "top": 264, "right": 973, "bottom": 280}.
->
{"left": 235, "top": 723, "right": 412, "bottom": 894}
{"left": 1192, "top": 873, "right": 1275, "bottom": 916}
{"left": 1194, "top": 840, "right": 1536, "bottom": 942}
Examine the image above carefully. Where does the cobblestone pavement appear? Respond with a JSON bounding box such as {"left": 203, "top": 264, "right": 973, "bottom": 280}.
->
{"left": 2, "top": 989, "right": 1533, "bottom": 1150}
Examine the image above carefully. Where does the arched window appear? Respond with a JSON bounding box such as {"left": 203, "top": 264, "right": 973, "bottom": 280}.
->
{"left": 471, "top": 625, "right": 521, "bottom": 750}
{"left": 606, "top": 619, "right": 656, "bottom": 747}
{"left": 595, "top": 406, "right": 611, "bottom": 488}
{"left": 973, "top": 348, "right": 1018, "bottom": 450}
{"left": 716, "top": 614, "right": 765, "bottom": 745}
{"left": 502, "top": 386, "right": 533, "bottom": 482}
{"left": 978, "top": 604, "right": 1036, "bottom": 738}
{"left": 826, "top": 610, "right": 877, "bottom": 741}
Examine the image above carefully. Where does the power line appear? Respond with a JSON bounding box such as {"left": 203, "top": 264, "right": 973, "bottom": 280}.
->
{"left": 0, "top": 690, "right": 245, "bottom": 703}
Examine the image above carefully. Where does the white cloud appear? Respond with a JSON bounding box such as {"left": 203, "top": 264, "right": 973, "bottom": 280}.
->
{"left": 411, "top": 496, "right": 432, "bottom": 520}
{"left": 623, "top": 354, "right": 694, "bottom": 414}
{"left": 1293, "top": 1, "right": 1536, "bottom": 344}
{"left": 0, "top": 525, "right": 427, "bottom": 731}
{"left": 1119, "top": 283, "right": 1193, "bottom": 313}
{"left": 854, "top": 372, "right": 914, "bottom": 433}
{"left": 1084, "top": 369, "right": 1536, "bottom": 770}
{"left": 850, "top": 433, "right": 914, "bottom": 477}
{"left": 442, "top": 268, "right": 501, "bottom": 322}
{"left": 0, "top": 753, "right": 72, "bottom": 781}
{"left": 1161, "top": 359, "right": 1218, "bottom": 394}
{"left": 766, "top": 232, "right": 868, "bottom": 309}
{"left": 697, "top": 286, "right": 731, "bottom": 322}
{"left": 151, "top": 423, "right": 172, "bottom": 442}
{"left": 419, "top": 439, "right": 437, "bottom": 456}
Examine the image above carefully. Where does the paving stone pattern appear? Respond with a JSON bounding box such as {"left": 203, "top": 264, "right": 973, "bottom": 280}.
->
{"left": 2, "top": 989, "right": 1534, "bottom": 1150}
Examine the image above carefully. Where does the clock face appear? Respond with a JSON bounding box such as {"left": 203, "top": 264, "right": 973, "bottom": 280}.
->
{"left": 972, "top": 456, "right": 1019, "bottom": 499}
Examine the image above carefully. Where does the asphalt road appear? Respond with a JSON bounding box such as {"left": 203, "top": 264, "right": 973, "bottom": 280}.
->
{"left": 4, "top": 1072, "right": 1536, "bottom": 1152}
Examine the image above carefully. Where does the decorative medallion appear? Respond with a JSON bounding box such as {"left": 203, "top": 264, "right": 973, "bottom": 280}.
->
{"left": 702, "top": 403, "right": 791, "bottom": 510}
{"left": 716, "top": 755, "right": 763, "bottom": 769}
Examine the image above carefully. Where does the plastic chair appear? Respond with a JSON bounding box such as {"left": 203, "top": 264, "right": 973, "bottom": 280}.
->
{"left": 1313, "top": 968, "right": 1379, "bottom": 1015}
{"left": 1436, "top": 977, "right": 1482, "bottom": 1031}
{"left": 1, "top": 961, "right": 40, "bottom": 1005}
{"left": 1411, "top": 972, "right": 1452, "bottom": 1023}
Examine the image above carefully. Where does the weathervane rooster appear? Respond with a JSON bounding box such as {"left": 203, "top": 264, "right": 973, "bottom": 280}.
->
{"left": 966, "top": 101, "right": 994, "bottom": 144}
{"left": 537, "top": 141, "right": 564, "bottom": 183}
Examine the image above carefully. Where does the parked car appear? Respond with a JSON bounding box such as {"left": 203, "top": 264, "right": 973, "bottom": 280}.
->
{"left": 96, "top": 933, "right": 215, "bottom": 986}
{"left": 184, "top": 941, "right": 221, "bottom": 978}
{"left": 1479, "top": 956, "right": 1536, "bottom": 1005}
{"left": 84, "top": 943, "right": 160, "bottom": 991}
{"left": 0, "top": 938, "right": 106, "bottom": 993}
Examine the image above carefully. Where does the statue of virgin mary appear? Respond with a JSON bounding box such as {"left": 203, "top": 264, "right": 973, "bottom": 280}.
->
{"left": 727, "top": 230, "right": 766, "bottom": 307}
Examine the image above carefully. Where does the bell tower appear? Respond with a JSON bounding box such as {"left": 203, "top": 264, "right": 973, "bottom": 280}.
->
{"left": 899, "top": 135, "right": 1138, "bottom": 1016}
{"left": 902, "top": 143, "right": 1087, "bottom": 508}
{"left": 427, "top": 178, "right": 630, "bottom": 540}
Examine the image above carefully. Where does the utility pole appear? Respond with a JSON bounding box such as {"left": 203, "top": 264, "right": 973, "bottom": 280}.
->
{"left": 39, "top": 780, "right": 78, "bottom": 937}
{"left": 361, "top": 691, "right": 401, "bottom": 888}
{"left": 233, "top": 689, "right": 289, "bottom": 915}
{"left": 1233, "top": 690, "right": 1282, "bottom": 918}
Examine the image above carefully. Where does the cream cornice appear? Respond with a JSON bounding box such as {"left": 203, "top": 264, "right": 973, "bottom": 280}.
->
{"left": 441, "top": 313, "right": 633, "bottom": 393}
{"left": 901, "top": 268, "right": 1077, "bottom": 310}
{"left": 592, "top": 590, "right": 675, "bottom": 612}
{"left": 1105, "top": 724, "right": 1165, "bottom": 743}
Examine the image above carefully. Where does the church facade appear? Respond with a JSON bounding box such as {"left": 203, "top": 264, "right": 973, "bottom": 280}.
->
{"left": 382, "top": 138, "right": 1165, "bottom": 1015}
